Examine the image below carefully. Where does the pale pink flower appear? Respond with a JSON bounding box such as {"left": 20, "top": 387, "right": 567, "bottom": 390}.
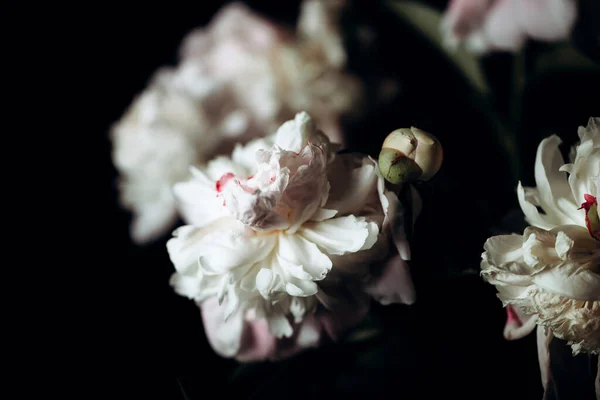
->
{"left": 441, "top": 0, "right": 578, "bottom": 54}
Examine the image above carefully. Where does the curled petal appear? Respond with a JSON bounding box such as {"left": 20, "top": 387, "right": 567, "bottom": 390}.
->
{"left": 503, "top": 305, "right": 538, "bottom": 340}
{"left": 365, "top": 254, "right": 416, "bottom": 306}
{"left": 300, "top": 215, "right": 378, "bottom": 255}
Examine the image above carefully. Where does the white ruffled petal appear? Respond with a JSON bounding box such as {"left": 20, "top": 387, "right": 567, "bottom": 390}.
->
{"left": 299, "top": 215, "right": 378, "bottom": 255}
{"left": 482, "top": 234, "right": 525, "bottom": 269}
{"left": 197, "top": 227, "right": 277, "bottom": 275}
{"left": 277, "top": 234, "right": 333, "bottom": 280}
{"left": 532, "top": 264, "right": 600, "bottom": 301}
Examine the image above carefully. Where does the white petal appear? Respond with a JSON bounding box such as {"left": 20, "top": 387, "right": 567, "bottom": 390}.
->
{"left": 167, "top": 225, "right": 208, "bottom": 274}
{"left": 299, "top": 215, "right": 379, "bottom": 255}
{"left": 283, "top": 262, "right": 313, "bottom": 281}
{"left": 310, "top": 208, "right": 338, "bottom": 221}
{"left": 274, "top": 111, "right": 316, "bottom": 152}
{"left": 173, "top": 173, "right": 229, "bottom": 227}
{"left": 169, "top": 273, "right": 201, "bottom": 299}
{"left": 517, "top": 182, "right": 555, "bottom": 230}
{"left": 199, "top": 228, "right": 277, "bottom": 275}
{"left": 482, "top": 234, "right": 525, "bottom": 269}
{"left": 277, "top": 234, "right": 333, "bottom": 280}
{"left": 267, "top": 313, "right": 293, "bottom": 338}
{"left": 130, "top": 195, "right": 178, "bottom": 244}
{"left": 256, "top": 268, "right": 280, "bottom": 299}
{"left": 200, "top": 297, "right": 244, "bottom": 358}
{"left": 203, "top": 156, "right": 251, "bottom": 181}
{"left": 533, "top": 135, "right": 579, "bottom": 225}
{"left": 231, "top": 137, "right": 274, "bottom": 169}
{"left": 286, "top": 281, "right": 318, "bottom": 297}
{"left": 532, "top": 264, "right": 600, "bottom": 301}
{"left": 554, "top": 230, "right": 574, "bottom": 259}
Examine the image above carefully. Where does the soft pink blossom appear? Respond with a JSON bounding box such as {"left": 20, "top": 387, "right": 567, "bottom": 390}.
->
{"left": 441, "top": 0, "right": 578, "bottom": 53}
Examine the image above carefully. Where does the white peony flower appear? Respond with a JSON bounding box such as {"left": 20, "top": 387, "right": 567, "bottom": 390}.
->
{"left": 167, "top": 112, "right": 398, "bottom": 355}
{"left": 481, "top": 117, "right": 600, "bottom": 355}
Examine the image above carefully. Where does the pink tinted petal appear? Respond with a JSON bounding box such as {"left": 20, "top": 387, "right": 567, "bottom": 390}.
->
{"left": 236, "top": 316, "right": 323, "bottom": 362}
{"left": 318, "top": 300, "right": 370, "bottom": 341}
{"left": 365, "top": 254, "right": 416, "bottom": 305}
{"left": 201, "top": 294, "right": 369, "bottom": 362}
{"left": 236, "top": 318, "right": 278, "bottom": 362}
{"left": 517, "top": 0, "right": 577, "bottom": 41}
{"left": 200, "top": 297, "right": 244, "bottom": 358}
{"left": 503, "top": 305, "right": 537, "bottom": 340}
{"left": 480, "top": 0, "right": 526, "bottom": 52}
{"left": 445, "top": 0, "right": 493, "bottom": 39}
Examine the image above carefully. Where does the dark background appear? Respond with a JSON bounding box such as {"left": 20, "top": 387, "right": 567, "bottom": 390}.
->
{"left": 75, "top": 1, "right": 600, "bottom": 398}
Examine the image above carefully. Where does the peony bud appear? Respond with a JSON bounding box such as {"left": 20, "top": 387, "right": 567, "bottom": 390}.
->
{"left": 378, "top": 127, "right": 443, "bottom": 184}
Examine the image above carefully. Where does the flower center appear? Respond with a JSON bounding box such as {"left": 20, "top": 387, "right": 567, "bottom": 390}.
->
{"left": 578, "top": 194, "right": 600, "bottom": 241}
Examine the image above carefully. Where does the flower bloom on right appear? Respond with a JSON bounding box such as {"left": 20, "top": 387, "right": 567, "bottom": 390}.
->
{"left": 481, "top": 117, "right": 600, "bottom": 356}
{"left": 441, "top": 0, "right": 578, "bottom": 54}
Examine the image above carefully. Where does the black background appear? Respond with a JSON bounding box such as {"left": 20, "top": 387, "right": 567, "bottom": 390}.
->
{"left": 53, "top": 0, "right": 600, "bottom": 398}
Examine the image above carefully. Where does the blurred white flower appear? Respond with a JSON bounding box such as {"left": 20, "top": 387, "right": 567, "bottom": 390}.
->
{"left": 441, "top": 0, "right": 578, "bottom": 54}
{"left": 167, "top": 112, "right": 414, "bottom": 360}
{"left": 111, "top": 70, "right": 215, "bottom": 244}
{"left": 112, "top": 1, "right": 363, "bottom": 244}
{"left": 481, "top": 117, "right": 600, "bottom": 355}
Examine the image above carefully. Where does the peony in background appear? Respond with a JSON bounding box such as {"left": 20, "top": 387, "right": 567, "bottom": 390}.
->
{"left": 94, "top": 0, "right": 600, "bottom": 399}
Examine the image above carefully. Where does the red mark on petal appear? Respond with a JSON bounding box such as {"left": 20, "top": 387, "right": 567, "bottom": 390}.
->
{"left": 578, "top": 194, "right": 600, "bottom": 240}
{"left": 578, "top": 194, "right": 598, "bottom": 211}
{"left": 215, "top": 173, "right": 235, "bottom": 192}
{"left": 505, "top": 306, "right": 521, "bottom": 326}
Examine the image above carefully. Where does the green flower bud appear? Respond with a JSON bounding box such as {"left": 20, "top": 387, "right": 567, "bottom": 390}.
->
{"left": 378, "top": 127, "right": 443, "bottom": 184}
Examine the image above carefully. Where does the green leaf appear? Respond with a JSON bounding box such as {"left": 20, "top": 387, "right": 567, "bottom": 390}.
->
{"left": 533, "top": 42, "right": 600, "bottom": 75}
{"left": 386, "top": 1, "right": 489, "bottom": 95}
